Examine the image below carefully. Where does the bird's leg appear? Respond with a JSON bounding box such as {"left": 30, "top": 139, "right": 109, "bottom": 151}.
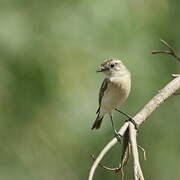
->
{"left": 115, "top": 108, "right": 132, "bottom": 119}
{"left": 115, "top": 108, "right": 138, "bottom": 130}
{"left": 109, "top": 114, "right": 122, "bottom": 142}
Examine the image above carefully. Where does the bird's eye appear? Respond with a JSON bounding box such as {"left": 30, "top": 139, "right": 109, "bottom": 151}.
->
{"left": 110, "top": 64, "right": 114, "bottom": 68}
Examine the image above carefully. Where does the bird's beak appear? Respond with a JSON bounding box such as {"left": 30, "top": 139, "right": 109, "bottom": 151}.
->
{"left": 96, "top": 67, "right": 107, "bottom": 72}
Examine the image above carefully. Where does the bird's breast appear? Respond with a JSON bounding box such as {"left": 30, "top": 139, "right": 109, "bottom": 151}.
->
{"left": 101, "top": 76, "right": 131, "bottom": 112}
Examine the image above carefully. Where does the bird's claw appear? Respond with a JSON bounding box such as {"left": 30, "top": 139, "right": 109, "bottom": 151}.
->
{"left": 126, "top": 118, "right": 138, "bottom": 130}
{"left": 114, "top": 130, "right": 122, "bottom": 142}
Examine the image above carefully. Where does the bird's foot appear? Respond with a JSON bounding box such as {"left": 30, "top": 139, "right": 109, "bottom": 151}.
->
{"left": 125, "top": 118, "right": 138, "bottom": 130}
{"left": 114, "top": 130, "right": 122, "bottom": 142}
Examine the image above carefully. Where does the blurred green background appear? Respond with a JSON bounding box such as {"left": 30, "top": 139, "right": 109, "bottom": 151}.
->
{"left": 0, "top": 0, "right": 179, "bottom": 179}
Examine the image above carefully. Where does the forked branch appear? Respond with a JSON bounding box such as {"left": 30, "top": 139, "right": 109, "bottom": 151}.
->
{"left": 152, "top": 39, "right": 180, "bottom": 62}
{"left": 89, "top": 39, "right": 180, "bottom": 180}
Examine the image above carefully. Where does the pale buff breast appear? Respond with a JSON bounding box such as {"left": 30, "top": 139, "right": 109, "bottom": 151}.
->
{"left": 101, "top": 75, "right": 131, "bottom": 113}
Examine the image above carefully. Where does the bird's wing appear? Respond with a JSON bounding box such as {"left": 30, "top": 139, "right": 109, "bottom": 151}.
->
{"left": 96, "top": 78, "right": 109, "bottom": 114}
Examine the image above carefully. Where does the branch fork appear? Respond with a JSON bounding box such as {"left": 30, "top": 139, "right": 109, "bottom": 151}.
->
{"left": 89, "top": 39, "right": 180, "bottom": 180}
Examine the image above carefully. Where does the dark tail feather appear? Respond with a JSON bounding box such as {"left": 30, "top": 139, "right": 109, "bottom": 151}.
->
{"left": 91, "top": 115, "right": 104, "bottom": 130}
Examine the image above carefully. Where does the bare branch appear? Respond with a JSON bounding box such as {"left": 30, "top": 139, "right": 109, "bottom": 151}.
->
{"left": 88, "top": 76, "right": 180, "bottom": 180}
{"left": 88, "top": 122, "right": 129, "bottom": 180}
{"left": 89, "top": 40, "right": 179, "bottom": 180}
{"left": 129, "top": 123, "right": 144, "bottom": 180}
{"left": 152, "top": 50, "right": 172, "bottom": 55}
{"left": 172, "top": 75, "right": 180, "bottom": 95}
{"left": 152, "top": 39, "right": 180, "bottom": 62}
{"left": 137, "top": 145, "right": 147, "bottom": 161}
{"left": 172, "top": 74, "right": 180, "bottom": 78}
{"left": 160, "top": 39, "right": 174, "bottom": 51}
{"left": 90, "top": 154, "right": 120, "bottom": 172}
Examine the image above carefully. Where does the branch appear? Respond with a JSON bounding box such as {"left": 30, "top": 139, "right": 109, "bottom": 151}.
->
{"left": 152, "top": 39, "right": 180, "bottom": 62}
{"left": 172, "top": 74, "right": 180, "bottom": 78}
{"left": 89, "top": 39, "right": 179, "bottom": 180}
{"left": 129, "top": 123, "right": 144, "bottom": 180}
{"left": 137, "top": 145, "right": 146, "bottom": 161}
{"left": 172, "top": 74, "right": 180, "bottom": 95}
{"left": 90, "top": 154, "right": 120, "bottom": 172}
{"left": 88, "top": 76, "right": 180, "bottom": 180}
{"left": 88, "top": 122, "right": 129, "bottom": 180}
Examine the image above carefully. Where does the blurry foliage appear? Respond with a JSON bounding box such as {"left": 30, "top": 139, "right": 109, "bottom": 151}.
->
{"left": 0, "top": 0, "right": 179, "bottom": 179}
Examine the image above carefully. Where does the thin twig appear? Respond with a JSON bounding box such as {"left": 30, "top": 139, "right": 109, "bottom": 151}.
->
{"left": 137, "top": 145, "right": 147, "bottom": 161}
{"left": 152, "top": 50, "right": 172, "bottom": 54}
{"left": 90, "top": 154, "right": 121, "bottom": 172}
{"left": 172, "top": 74, "right": 180, "bottom": 78}
{"left": 88, "top": 122, "right": 129, "bottom": 180}
{"left": 129, "top": 123, "right": 144, "bottom": 180}
{"left": 121, "top": 168, "right": 124, "bottom": 180}
{"left": 160, "top": 39, "right": 174, "bottom": 51}
{"left": 152, "top": 39, "right": 180, "bottom": 62}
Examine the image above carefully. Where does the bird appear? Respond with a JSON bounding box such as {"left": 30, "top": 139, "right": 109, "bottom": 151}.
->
{"left": 91, "top": 58, "right": 132, "bottom": 136}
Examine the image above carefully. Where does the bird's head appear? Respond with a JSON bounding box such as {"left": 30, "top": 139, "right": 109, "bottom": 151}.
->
{"left": 96, "top": 58, "right": 129, "bottom": 77}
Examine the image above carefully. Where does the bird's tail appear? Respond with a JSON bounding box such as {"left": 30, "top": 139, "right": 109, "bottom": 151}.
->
{"left": 91, "top": 114, "right": 104, "bottom": 130}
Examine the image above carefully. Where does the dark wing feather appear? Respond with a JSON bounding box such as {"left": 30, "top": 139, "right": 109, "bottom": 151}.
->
{"left": 96, "top": 78, "right": 109, "bottom": 114}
